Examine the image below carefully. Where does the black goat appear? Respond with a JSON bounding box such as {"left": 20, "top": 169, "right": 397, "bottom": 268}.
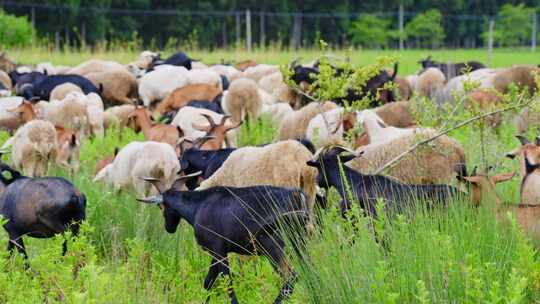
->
{"left": 150, "top": 51, "right": 193, "bottom": 70}
{"left": 138, "top": 172, "right": 308, "bottom": 304}
{"left": 0, "top": 164, "right": 86, "bottom": 258}
{"left": 187, "top": 99, "right": 224, "bottom": 114}
{"left": 10, "top": 71, "right": 47, "bottom": 92}
{"left": 20, "top": 74, "right": 100, "bottom": 101}
{"left": 306, "top": 146, "right": 461, "bottom": 218}
{"left": 418, "top": 56, "right": 486, "bottom": 79}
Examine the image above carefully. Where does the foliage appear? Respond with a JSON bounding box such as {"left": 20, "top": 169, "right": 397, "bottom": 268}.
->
{"left": 0, "top": 10, "right": 35, "bottom": 48}
{"left": 485, "top": 4, "right": 537, "bottom": 47}
{"left": 405, "top": 9, "right": 446, "bottom": 48}
{"left": 348, "top": 15, "right": 394, "bottom": 49}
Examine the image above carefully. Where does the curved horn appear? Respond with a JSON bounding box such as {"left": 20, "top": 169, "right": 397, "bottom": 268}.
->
{"left": 220, "top": 114, "right": 232, "bottom": 126}
{"left": 516, "top": 135, "right": 530, "bottom": 145}
{"left": 193, "top": 135, "right": 216, "bottom": 148}
{"left": 140, "top": 176, "right": 167, "bottom": 193}
{"left": 136, "top": 195, "right": 163, "bottom": 204}
{"left": 201, "top": 114, "right": 217, "bottom": 129}
{"left": 171, "top": 171, "right": 203, "bottom": 191}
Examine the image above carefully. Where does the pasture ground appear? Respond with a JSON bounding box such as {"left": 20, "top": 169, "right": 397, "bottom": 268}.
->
{"left": 1, "top": 48, "right": 540, "bottom": 303}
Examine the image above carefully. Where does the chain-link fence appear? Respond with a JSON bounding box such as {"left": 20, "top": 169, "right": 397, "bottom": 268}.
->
{"left": 1, "top": 1, "right": 538, "bottom": 51}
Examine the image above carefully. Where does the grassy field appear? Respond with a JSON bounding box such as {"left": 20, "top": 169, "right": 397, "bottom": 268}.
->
{"left": 1, "top": 48, "right": 540, "bottom": 303}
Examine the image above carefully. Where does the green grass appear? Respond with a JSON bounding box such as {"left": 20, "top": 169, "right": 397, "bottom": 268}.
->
{"left": 1, "top": 48, "right": 540, "bottom": 303}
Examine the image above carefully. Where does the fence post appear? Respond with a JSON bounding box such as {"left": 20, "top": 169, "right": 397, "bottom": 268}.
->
{"left": 246, "top": 9, "right": 252, "bottom": 52}
{"left": 81, "top": 21, "right": 86, "bottom": 48}
{"left": 487, "top": 17, "right": 494, "bottom": 66}
{"left": 31, "top": 6, "right": 36, "bottom": 28}
{"left": 532, "top": 12, "right": 537, "bottom": 52}
{"left": 260, "top": 12, "right": 266, "bottom": 49}
{"left": 55, "top": 31, "right": 60, "bottom": 51}
{"left": 399, "top": 4, "right": 404, "bottom": 50}
{"left": 235, "top": 12, "right": 241, "bottom": 49}
{"left": 290, "top": 13, "right": 302, "bottom": 50}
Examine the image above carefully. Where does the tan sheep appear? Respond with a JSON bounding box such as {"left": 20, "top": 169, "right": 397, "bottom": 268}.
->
{"left": 261, "top": 103, "right": 294, "bottom": 126}
{"left": 493, "top": 65, "right": 540, "bottom": 96}
{"left": 258, "top": 72, "right": 300, "bottom": 106}
{"left": 1, "top": 120, "right": 58, "bottom": 177}
{"left": 49, "top": 83, "right": 83, "bottom": 101}
{"left": 415, "top": 67, "right": 446, "bottom": 99}
{"left": 104, "top": 104, "right": 137, "bottom": 131}
{"left": 155, "top": 83, "right": 222, "bottom": 115}
{"left": 348, "top": 129, "right": 466, "bottom": 184}
{"left": 85, "top": 68, "right": 138, "bottom": 106}
{"left": 67, "top": 59, "right": 126, "bottom": 76}
{"left": 222, "top": 78, "right": 262, "bottom": 123}
{"left": 278, "top": 101, "right": 338, "bottom": 140}
{"left": 35, "top": 99, "right": 90, "bottom": 140}
{"left": 198, "top": 140, "right": 318, "bottom": 229}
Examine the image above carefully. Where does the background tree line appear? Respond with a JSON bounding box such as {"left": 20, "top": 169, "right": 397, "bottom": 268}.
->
{"left": 0, "top": 0, "right": 539, "bottom": 50}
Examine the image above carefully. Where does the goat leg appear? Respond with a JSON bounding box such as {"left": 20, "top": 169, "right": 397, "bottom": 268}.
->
{"left": 203, "top": 258, "right": 221, "bottom": 303}
{"left": 219, "top": 257, "right": 238, "bottom": 304}
{"left": 7, "top": 232, "right": 28, "bottom": 259}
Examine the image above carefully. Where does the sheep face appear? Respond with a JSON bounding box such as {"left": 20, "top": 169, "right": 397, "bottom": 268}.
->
{"left": 56, "top": 129, "right": 80, "bottom": 173}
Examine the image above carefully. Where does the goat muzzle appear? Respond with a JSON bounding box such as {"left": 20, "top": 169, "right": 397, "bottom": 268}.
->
{"left": 136, "top": 195, "right": 163, "bottom": 204}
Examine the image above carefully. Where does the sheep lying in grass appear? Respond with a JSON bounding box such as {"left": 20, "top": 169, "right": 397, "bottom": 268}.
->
{"left": 198, "top": 140, "right": 318, "bottom": 230}
{"left": 138, "top": 65, "right": 190, "bottom": 107}
{"left": 50, "top": 82, "right": 83, "bottom": 101}
{"left": 85, "top": 68, "right": 138, "bottom": 106}
{"left": 279, "top": 101, "right": 339, "bottom": 140}
{"left": 221, "top": 78, "right": 262, "bottom": 123}
{"left": 1, "top": 120, "right": 58, "bottom": 177}
{"left": 348, "top": 129, "right": 467, "bottom": 184}
{"left": 93, "top": 141, "right": 180, "bottom": 196}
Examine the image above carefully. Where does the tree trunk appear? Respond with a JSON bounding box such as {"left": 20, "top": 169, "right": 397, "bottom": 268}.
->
{"left": 290, "top": 14, "right": 302, "bottom": 50}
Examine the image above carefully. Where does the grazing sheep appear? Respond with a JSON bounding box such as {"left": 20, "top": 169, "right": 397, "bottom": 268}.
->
{"left": 209, "top": 65, "right": 242, "bottom": 81}
{"left": 307, "top": 146, "right": 461, "bottom": 218}
{"left": 93, "top": 141, "right": 180, "bottom": 196}
{"left": 306, "top": 108, "right": 358, "bottom": 147}
{"left": 131, "top": 50, "right": 159, "bottom": 70}
{"left": 235, "top": 59, "right": 258, "bottom": 71}
{"left": 493, "top": 65, "right": 540, "bottom": 96}
{"left": 138, "top": 65, "right": 190, "bottom": 107}
{"left": 221, "top": 78, "right": 262, "bottom": 123}
{"left": 356, "top": 110, "right": 418, "bottom": 146}
{"left": 138, "top": 174, "right": 306, "bottom": 304}
{"left": 258, "top": 72, "right": 300, "bottom": 106}
{"left": 172, "top": 106, "right": 229, "bottom": 141}
{"left": 0, "top": 70, "right": 12, "bottom": 90}
{"left": 464, "top": 89, "right": 502, "bottom": 128}
{"left": 85, "top": 68, "right": 138, "bottom": 106}
{"left": 198, "top": 140, "right": 318, "bottom": 230}
{"left": 186, "top": 99, "right": 224, "bottom": 114}
{"left": 127, "top": 106, "right": 184, "bottom": 149}
{"left": 35, "top": 98, "right": 90, "bottom": 140}
{"left": 437, "top": 68, "right": 500, "bottom": 104}
{"left": 505, "top": 136, "right": 540, "bottom": 206}
{"left": 242, "top": 64, "right": 280, "bottom": 82}
{"left": 279, "top": 101, "right": 339, "bottom": 140}
{"left": 187, "top": 69, "right": 222, "bottom": 90}
{"left": 394, "top": 76, "right": 412, "bottom": 100}
{"left": 49, "top": 82, "right": 83, "bottom": 101}
{"left": 104, "top": 104, "right": 137, "bottom": 131}
{"left": 261, "top": 102, "right": 294, "bottom": 126}
{"left": 1, "top": 120, "right": 58, "bottom": 177}
{"left": 155, "top": 83, "right": 222, "bottom": 115}
{"left": 67, "top": 59, "right": 126, "bottom": 76}
{"left": 54, "top": 126, "right": 80, "bottom": 172}
{"left": 348, "top": 129, "right": 467, "bottom": 184}
{"left": 405, "top": 74, "right": 419, "bottom": 89}
{"left": 415, "top": 67, "right": 446, "bottom": 99}
{"left": 0, "top": 164, "right": 86, "bottom": 258}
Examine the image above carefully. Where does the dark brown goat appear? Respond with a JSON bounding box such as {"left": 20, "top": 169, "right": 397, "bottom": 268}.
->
{"left": 192, "top": 114, "right": 242, "bottom": 150}
{"left": 127, "top": 106, "right": 184, "bottom": 148}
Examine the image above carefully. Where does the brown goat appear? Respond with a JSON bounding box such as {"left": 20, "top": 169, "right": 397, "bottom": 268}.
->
{"left": 7, "top": 100, "right": 38, "bottom": 124}
{"left": 235, "top": 60, "right": 257, "bottom": 71}
{"left": 462, "top": 171, "right": 540, "bottom": 244}
{"left": 506, "top": 135, "right": 540, "bottom": 206}
{"left": 465, "top": 89, "right": 502, "bottom": 128}
{"left": 192, "top": 114, "right": 242, "bottom": 150}
{"left": 95, "top": 147, "right": 119, "bottom": 175}
{"left": 54, "top": 125, "right": 80, "bottom": 172}
{"left": 155, "top": 83, "right": 222, "bottom": 115}
{"left": 127, "top": 107, "right": 184, "bottom": 148}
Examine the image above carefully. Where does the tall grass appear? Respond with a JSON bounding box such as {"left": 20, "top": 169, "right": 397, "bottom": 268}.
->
{"left": 0, "top": 49, "right": 540, "bottom": 302}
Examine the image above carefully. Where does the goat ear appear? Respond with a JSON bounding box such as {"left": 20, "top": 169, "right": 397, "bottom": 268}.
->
{"left": 70, "top": 134, "right": 77, "bottom": 146}
{"left": 306, "top": 160, "right": 319, "bottom": 167}
{"left": 516, "top": 135, "right": 530, "bottom": 145}
{"left": 491, "top": 172, "right": 515, "bottom": 184}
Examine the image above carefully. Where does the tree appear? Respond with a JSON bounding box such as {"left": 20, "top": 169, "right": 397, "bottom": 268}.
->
{"left": 0, "top": 10, "right": 35, "bottom": 48}
{"left": 348, "top": 15, "right": 395, "bottom": 48}
{"left": 405, "top": 9, "right": 445, "bottom": 48}
{"left": 486, "top": 4, "right": 535, "bottom": 47}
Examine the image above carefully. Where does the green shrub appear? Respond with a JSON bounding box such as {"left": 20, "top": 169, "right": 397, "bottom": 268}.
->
{"left": 484, "top": 4, "right": 536, "bottom": 47}
{"left": 0, "top": 10, "right": 35, "bottom": 48}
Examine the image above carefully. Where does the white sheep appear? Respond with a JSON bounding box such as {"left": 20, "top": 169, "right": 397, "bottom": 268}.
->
{"left": 241, "top": 64, "right": 280, "bottom": 82}
{"left": 306, "top": 107, "right": 349, "bottom": 147}
{"left": 415, "top": 67, "right": 446, "bottom": 99}
{"left": 209, "top": 64, "right": 242, "bottom": 80}
{"left": 1, "top": 120, "right": 58, "bottom": 177}
{"left": 261, "top": 102, "right": 294, "bottom": 126}
{"left": 221, "top": 78, "right": 262, "bottom": 123}
{"left": 49, "top": 82, "right": 83, "bottom": 101}
{"left": 198, "top": 140, "right": 318, "bottom": 230}
{"left": 171, "top": 106, "right": 227, "bottom": 140}
{"left": 187, "top": 68, "right": 222, "bottom": 91}
{"left": 356, "top": 109, "right": 416, "bottom": 146}
{"left": 63, "top": 92, "right": 105, "bottom": 138}
{"left": 67, "top": 59, "right": 127, "bottom": 76}
{"left": 138, "top": 65, "right": 190, "bottom": 107}
{"left": 279, "top": 101, "right": 339, "bottom": 140}
{"left": 35, "top": 98, "right": 90, "bottom": 140}
{"left": 258, "top": 71, "right": 299, "bottom": 106}
{"left": 93, "top": 141, "right": 180, "bottom": 196}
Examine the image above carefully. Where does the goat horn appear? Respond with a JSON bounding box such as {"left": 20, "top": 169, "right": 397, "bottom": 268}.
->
{"left": 136, "top": 195, "right": 163, "bottom": 204}
{"left": 201, "top": 114, "right": 217, "bottom": 128}
{"left": 311, "top": 147, "right": 326, "bottom": 160}
{"left": 516, "top": 135, "right": 530, "bottom": 145}
{"left": 193, "top": 135, "right": 216, "bottom": 148}
{"left": 179, "top": 171, "right": 203, "bottom": 180}
{"left": 140, "top": 176, "right": 166, "bottom": 193}
{"left": 220, "top": 114, "right": 232, "bottom": 126}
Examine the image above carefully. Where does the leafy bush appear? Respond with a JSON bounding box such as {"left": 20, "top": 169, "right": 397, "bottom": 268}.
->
{"left": 348, "top": 15, "right": 394, "bottom": 49}
{"left": 405, "top": 9, "right": 445, "bottom": 48}
{"left": 0, "top": 10, "right": 35, "bottom": 48}
{"left": 484, "top": 4, "right": 536, "bottom": 47}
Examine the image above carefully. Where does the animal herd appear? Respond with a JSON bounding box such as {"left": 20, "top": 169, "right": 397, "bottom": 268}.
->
{"left": 0, "top": 50, "right": 539, "bottom": 303}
